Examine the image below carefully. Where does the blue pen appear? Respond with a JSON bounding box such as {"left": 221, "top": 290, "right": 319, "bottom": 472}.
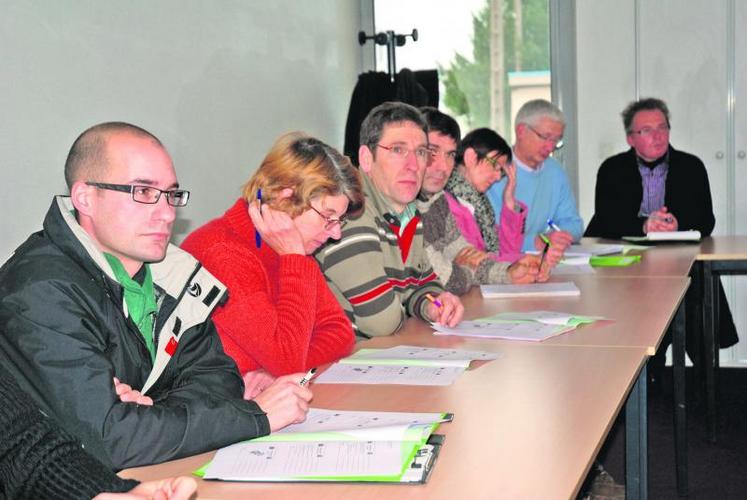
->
{"left": 546, "top": 218, "right": 562, "bottom": 232}
{"left": 255, "top": 188, "right": 262, "bottom": 248}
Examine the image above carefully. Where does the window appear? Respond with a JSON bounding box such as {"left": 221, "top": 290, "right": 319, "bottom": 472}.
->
{"left": 374, "top": 0, "right": 551, "bottom": 142}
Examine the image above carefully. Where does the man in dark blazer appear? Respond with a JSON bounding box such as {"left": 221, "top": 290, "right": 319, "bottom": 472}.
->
{"left": 586, "top": 97, "right": 738, "bottom": 357}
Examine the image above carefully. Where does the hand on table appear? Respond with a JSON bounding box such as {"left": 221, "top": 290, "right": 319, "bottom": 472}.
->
{"left": 425, "top": 292, "right": 464, "bottom": 327}
{"left": 94, "top": 476, "right": 197, "bottom": 500}
{"left": 507, "top": 254, "right": 551, "bottom": 283}
{"left": 643, "top": 207, "right": 678, "bottom": 233}
{"left": 253, "top": 373, "right": 313, "bottom": 432}
{"left": 242, "top": 368, "right": 276, "bottom": 400}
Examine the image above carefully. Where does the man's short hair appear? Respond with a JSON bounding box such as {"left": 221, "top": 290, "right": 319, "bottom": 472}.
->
{"left": 359, "top": 102, "right": 428, "bottom": 159}
{"left": 64, "top": 122, "right": 162, "bottom": 189}
{"left": 456, "top": 128, "right": 512, "bottom": 166}
{"left": 420, "top": 107, "right": 461, "bottom": 145}
{"left": 514, "top": 99, "right": 565, "bottom": 128}
{"left": 621, "top": 97, "right": 671, "bottom": 135}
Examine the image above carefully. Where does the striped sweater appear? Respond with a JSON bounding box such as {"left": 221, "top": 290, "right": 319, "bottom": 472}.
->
{"left": 316, "top": 174, "right": 444, "bottom": 339}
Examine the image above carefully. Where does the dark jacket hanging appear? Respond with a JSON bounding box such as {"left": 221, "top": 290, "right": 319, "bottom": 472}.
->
{"left": 343, "top": 69, "right": 439, "bottom": 164}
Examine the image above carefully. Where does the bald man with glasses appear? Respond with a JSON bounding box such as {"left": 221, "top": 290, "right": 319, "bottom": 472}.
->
{"left": 486, "top": 99, "right": 584, "bottom": 255}
{"left": 0, "top": 122, "right": 311, "bottom": 471}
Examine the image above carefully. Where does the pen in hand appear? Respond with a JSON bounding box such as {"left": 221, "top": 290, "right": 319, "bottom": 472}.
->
{"left": 255, "top": 188, "right": 262, "bottom": 248}
{"left": 425, "top": 293, "right": 443, "bottom": 309}
{"left": 650, "top": 214, "right": 674, "bottom": 224}
{"left": 640, "top": 211, "right": 674, "bottom": 224}
{"left": 299, "top": 367, "right": 316, "bottom": 387}
{"left": 546, "top": 218, "right": 562, "bottom": 232}
{"left": 537, "top": 233, "right": 551, "bottom": 282}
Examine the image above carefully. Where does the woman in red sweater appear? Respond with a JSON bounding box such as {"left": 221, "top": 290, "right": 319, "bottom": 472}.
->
{"left": 182, "top": 132, "right": 362, "bottom": 397}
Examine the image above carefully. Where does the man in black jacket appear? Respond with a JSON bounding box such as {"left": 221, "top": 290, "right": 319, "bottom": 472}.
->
{"left": 0, "top": 122, "right": 312, "bottom": 470}
{"left": 585, "top": 98, "right": 737, "bottom": 355}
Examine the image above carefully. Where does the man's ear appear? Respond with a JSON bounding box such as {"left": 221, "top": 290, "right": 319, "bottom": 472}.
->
{"left": 70, "top": 181, "right": 95, "bottom": 217}
{"left": 626, "top": 134, "right": 635, "bottom": 148}
{"left": 515, "top": 123, "right": 527, "bottom": 141}
{"left": 358, "top": 145, "right": 374, "bottom": 174}
{"left": 463, "top": 147, "right": 478, "bottom": 168}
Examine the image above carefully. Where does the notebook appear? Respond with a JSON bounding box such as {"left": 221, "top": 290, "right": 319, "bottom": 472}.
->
{"left": 480, "top": 281, "right": 581, "bottom": 298}
{"left": 623, "top": 230, "right": 701, "bottom": 243}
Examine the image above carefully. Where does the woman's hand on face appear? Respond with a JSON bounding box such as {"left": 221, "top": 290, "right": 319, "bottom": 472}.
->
{"left": 502, "top": 162, "right": 517, "bottom": 212}
{"left": 248, "top": 201, "right": 306, "bottom": 255}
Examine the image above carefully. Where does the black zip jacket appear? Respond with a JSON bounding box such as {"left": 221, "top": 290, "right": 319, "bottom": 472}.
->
{"left": 0, "top": 197, "right": 270, "bottom": 470}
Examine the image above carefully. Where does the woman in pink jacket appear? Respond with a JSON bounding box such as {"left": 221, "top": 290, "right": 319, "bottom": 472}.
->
{"left": 444, "top": 127, "right": 526, "bottom": 262}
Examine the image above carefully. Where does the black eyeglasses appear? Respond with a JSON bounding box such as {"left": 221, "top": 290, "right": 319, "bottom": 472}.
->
{"left": 309, "top": 205, "right": 347, "bottom": 230}
{"left": 86, "top": 182, "right": 190, "bottom": 207}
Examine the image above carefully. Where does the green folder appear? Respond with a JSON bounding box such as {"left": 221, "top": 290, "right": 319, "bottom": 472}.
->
{"left": 589, "top": 255, "right": 642, "bottom": 267}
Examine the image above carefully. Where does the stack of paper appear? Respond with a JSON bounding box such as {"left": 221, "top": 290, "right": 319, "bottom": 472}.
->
{"left": 314, "top": 346, "right": 498, "bottom": 386}
{"left": 431, "top": 310, "right": 604, "bottom": 341}
{"left": 623, "top": 230, "right": 701, "bottom": 243}
{"left": 201, "top": 408, "right": 452, "bottom": 483}
{"left": 480, "top": 281, "right": 581, "bottom": 298}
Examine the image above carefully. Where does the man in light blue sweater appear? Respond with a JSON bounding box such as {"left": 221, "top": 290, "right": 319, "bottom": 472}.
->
{"left": 486, "top": 99, "right": 583, "bottom": 252}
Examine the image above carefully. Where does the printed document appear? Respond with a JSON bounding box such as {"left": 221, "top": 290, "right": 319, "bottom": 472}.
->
{"left": 314, "top": 363, "right": 465, "bottom": 386}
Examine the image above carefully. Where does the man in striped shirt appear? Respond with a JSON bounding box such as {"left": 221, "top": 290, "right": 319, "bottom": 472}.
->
{"left": 316, "top": 102, "right": 464, "bottom": 339}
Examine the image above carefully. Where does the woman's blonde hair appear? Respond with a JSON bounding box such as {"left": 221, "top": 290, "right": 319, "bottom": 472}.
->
{"left": 242, "top": 132, "right": 363, "bottom": 218}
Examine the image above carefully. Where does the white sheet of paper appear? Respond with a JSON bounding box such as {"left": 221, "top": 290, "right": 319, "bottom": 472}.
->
{"left": 484, "top": 310, "right": 603, "bottom": 325}
{"left": 272, "top": 408, "right": 444, "bottom": 441}
{"left": 567, "top": 244, "right": 624, "bottom": 255}
{"left": 480, "top": 281, "right": 580, "bottom": 298}
{"left": 314, "top": 363, "right": 465, "bottom": 386}
{"left": 348, "top": 345, "right": 499, "bottom": 366}
{"left": 559, "top": 254, "right": 592, "bottom": 265}
{"left": 204, "top": 440, "right": 406, "bottom": 480}
{"left": 432, "top": 320, "right": 574, "bottom": 341}
{"left": 552, "top": 263, "right": 596, "bottom": 275}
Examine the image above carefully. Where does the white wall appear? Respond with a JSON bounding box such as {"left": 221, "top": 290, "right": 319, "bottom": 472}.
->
{"left": 0, "top": 1, "right": 364, "bottom": 260}
{"left": 574, "top": 1, "right": 636, "bottom": 225}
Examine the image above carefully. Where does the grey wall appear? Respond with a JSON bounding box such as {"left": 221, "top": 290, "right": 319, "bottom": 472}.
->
{"left": 0, "top": 1, "right": 364, "bottom": 260}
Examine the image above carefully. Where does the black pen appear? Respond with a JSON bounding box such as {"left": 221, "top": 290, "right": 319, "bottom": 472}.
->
{"left": 255, "top": 188, "right": 262, "bottom": 248}
{"left": 537, "top": 233, "right": 551, "bottom": 282}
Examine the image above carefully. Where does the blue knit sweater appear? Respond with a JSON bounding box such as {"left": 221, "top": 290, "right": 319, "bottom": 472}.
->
{"left": 486, "top": 155, "right": 584, "bottom": 251}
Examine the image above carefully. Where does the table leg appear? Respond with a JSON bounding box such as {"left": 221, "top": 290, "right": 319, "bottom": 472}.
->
{"left": 672, "top": 299, "right": 687, "bottom": 496}
{"left": 702, "top": 261, "right": 717, "bottom": 442}
{"left": 626, "top": 365, "right": 648, "bottom": 500}
{"left": 688, "top": 265, "right": 703, "bottom": 403}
